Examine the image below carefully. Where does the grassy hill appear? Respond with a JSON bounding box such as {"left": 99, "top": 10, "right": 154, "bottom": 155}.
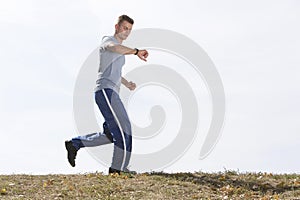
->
{"left": 1, "top": 171, "right": 299, "bottom": 199}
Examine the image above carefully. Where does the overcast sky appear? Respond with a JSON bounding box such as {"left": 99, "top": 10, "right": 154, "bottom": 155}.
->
{"left": 0, "top": 0, "right": 299, "bottom": 174}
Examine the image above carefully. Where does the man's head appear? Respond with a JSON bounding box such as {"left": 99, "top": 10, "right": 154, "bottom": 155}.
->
{"left": 115, "top": 15, "right": 134, "bottom": 41}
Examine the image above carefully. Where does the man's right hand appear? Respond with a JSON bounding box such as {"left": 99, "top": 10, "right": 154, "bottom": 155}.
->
{"left": 137, "top": 49, "right": 149, "bottom": 62}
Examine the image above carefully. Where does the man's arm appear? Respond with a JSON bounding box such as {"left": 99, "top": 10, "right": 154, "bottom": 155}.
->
{"left": 107, "top": 44, "right": 136, "bottom": 55}
{"left": 122, "top": 77, "right": 136, "bottom": 91}
{"left": 107, "top": 44, "right": 149, "bottom": 61}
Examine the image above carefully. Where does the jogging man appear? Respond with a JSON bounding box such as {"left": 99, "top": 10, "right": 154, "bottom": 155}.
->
{"left": 65, "top": 15, "right": 148, "bottom": 174}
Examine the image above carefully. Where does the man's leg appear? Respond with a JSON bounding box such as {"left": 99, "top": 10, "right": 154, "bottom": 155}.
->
{"left": 109, "top": 94, "right": 132, "bottom": 171}
{"left": 65, "top": 92, "right": 114, "bottom": 167}
{"left": 96, "top": 89, "right": 132, "bottom": 172}
{"left": 71, "top": 122, "right": 113, "bottom": 150}
{"left": 65, "top": 122, "right": 113, "bottom": 167}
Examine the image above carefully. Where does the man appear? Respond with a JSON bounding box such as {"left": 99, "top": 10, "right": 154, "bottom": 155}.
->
{"left": 65, "top": 15, "right": 148, "bottom": 174}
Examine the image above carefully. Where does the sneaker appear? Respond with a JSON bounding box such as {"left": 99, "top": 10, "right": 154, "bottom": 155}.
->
{"left": 109, "top": 167, "right": 121, "bottom": 175}
{"left": 123, "top": 167, "right": 137, "bottom": 175}
{"left": 65, "top": 140, "right": 77, "bottom": 167}
{"left": 108, "top": 167, "right": 137, "bottom": 175}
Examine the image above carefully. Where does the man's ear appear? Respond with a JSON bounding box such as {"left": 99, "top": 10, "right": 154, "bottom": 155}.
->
{"left": 115, "top": 24, "right": 119, "bottom": 33}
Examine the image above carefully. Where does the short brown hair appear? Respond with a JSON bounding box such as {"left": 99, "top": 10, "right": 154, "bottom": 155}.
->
{"left": 117, "top": 15, "right": 134, "bottom": 25}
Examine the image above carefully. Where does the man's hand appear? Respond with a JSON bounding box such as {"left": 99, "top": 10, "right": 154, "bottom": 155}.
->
{"left": 137, "top": 49, "right": 149, "bottom": 62}
{"left": 125, "top": 81, "right": 136, "bottom": 91}
{"left": 122, "top": 77, "right": 136, "bottom": 91}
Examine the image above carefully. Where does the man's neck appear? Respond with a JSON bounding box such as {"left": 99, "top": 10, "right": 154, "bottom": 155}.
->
{"left": 114, "top": 34, "right": 123, "bottom": 44}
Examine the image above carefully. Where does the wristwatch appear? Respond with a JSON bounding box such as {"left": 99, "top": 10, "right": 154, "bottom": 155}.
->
{"left": 134, "top": 48, "right": 139, "bottom": 55}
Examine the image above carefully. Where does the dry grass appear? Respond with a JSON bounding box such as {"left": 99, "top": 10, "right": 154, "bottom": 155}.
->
{"left": 1, "top": 171, "right": 300, "bottom": 199}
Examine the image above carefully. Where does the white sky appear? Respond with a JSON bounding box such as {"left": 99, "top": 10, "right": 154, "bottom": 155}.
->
{"left": 0, "top": 0, "right": 299, "bottom": 174}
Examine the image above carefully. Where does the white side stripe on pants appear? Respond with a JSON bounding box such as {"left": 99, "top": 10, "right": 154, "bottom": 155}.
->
{"left": 102, "top": 89, "right": 127, "bottom": 170}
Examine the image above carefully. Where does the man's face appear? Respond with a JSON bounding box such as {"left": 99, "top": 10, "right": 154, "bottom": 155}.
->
{"left": 115, "top": 21, "right": 133, "bottom": 40}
